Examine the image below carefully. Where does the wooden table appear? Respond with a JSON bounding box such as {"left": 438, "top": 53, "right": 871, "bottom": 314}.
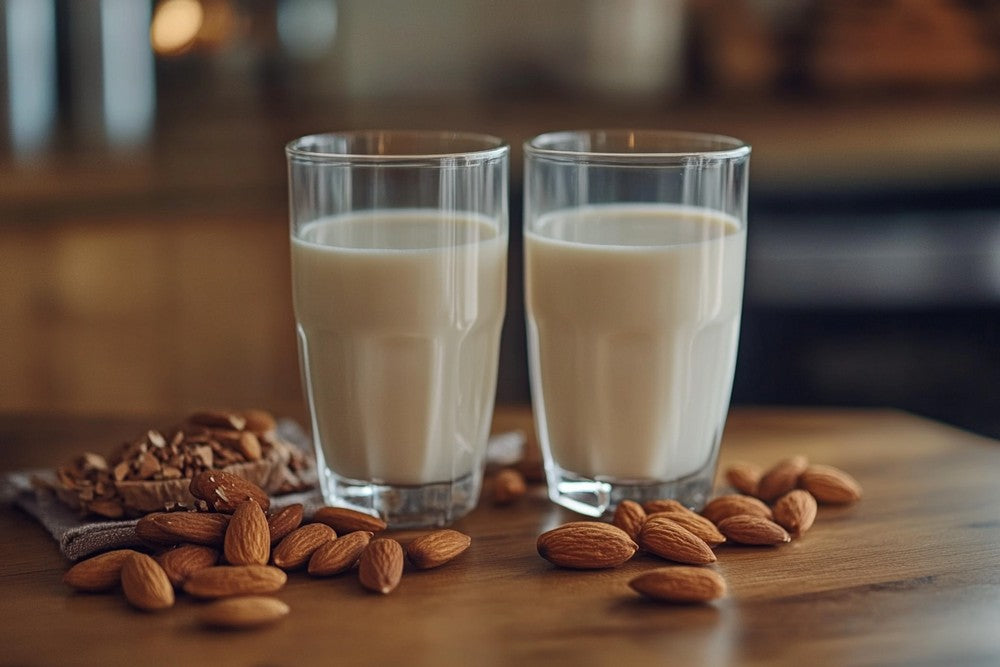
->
{"left": 2, "top": 407, "right": 999, "bottom": 666}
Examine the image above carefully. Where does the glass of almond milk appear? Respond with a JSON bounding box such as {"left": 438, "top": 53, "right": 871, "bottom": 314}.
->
{"left": 524, "top": 130, "right": 750, "bottom": 516}
{"left": 286, "top": 131, "right": 508, "bottom": 528}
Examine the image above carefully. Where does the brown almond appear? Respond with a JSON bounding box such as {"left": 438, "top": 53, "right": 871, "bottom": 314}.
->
{"left": 312, "top": 506, "right": 387, "bottom": 534}
{"left": 756, "top": 455, "right": 809, "bottom": 502}
{"left": 611, "top": 500, "right": 647, "bottom": 542}
{"left": 629, "top": 566, "right": 727, "bottom": 603}
{"left": 493, "top": 468, "right": 528, "bottom": 505}
{"left": 536, "top": 521, "right": 638, "bottom": 569}
{"left": 406, "top": 529, "right": 471, "bottom": 569}
{"left": 189, "top": 410, "right": 247, "bottom": 431}
{"left": 308, "top": 531, "right": 373, "bottom": 576}
{"left": 135, "top": 513, "right": 179, "bottom": 547}
{"left": 199, "top": 595, "right": 290, "bottom": 630}
{"left": 183, "top": 565, "right": 287, "bottom": 599}
{"left": 242, "top": 409, "right": 277, "bottom": 435}
{"left": 155, "top": 544, "right": 219, "bottom": 587}
{"left": 267, "top": 504, "right": 304, "bottom": 544}
{"left": 121, "top": 553, "right": 175, "bottom": 611}
{"left": 646, "top": 511, "right": 726, "bottom": 547}
{"left": 717, "top": 515, "right": 791, "bottom": 545}
{"left": 272, "top": 523, "right": 336, "bottom": 570}
{"left": 224, "top": 501, "right": 270, "bottom": 566}
{"left": 237, "top": 432, "right": 262, "bottom": 462}
{"left": 701, "top": 494, "right": 773, "bottom": 525}
{"left": 772, "top": 489, "right": 818, "bottom": 536}
{"left": 189, "top": 470, "right": 270, "bottom": 513}
{"left": 725, "top": 461, "right": 763, "bottom": 496}
{"left": 642, "top": 499, "right": 688, "bottom": 514}
{"left": 799, "top": 464, "right": 863, "bottom": 504}
{"left": 150, "top": 511, "right": 231, "bottom": 547}
{"left": 638, "top": 518, "right": 716, "bottom": 565}
{"left": 63, "top": 549, "right": 139, "bottom": 592}
{"left": 358, "top": 538, "right": 404, "bottom": 594}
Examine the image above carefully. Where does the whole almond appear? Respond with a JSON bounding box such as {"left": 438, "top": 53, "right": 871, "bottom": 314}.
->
{"left": 638, "top": 518, "right": 716, "bottom": 565}
{"left": 493, "top": 468, "right": 528, "bottom": 505}
{"left": 272, "top": 523, "right": 336, "bottom": 570}
{"left": 799, "top": 464, "right": 863, "bottom": 504}
{"left": 629, "top": 566, "right": 727, "bottom": 603}
{"left": 135, "top": 513, "right": 179, "bottom": 547}
{"left": 646, "top": 511, "right": 726, "bottom": 547}
{"left": 242, "top": 409, "right": 277, "bottom": 435}
{"left": 611, "top": 500, "right": 646, "bottom": 541}
{"left": 199, "top": 596, "right": 290, "bottom": 630}
{"left": 121, "top": 553, "right": 175, "bottom": 611}
{"left": 267, "top": 504, "right": 304, "bottom": 544}
{"left": 642, "top": 499, "right": 688, "bottom": 514}
{"left": 237, "top": 432, "right": 263, "bottom": 462}
{"left": 725, "top": 461, "right": 763, "bottom": 496}
{"left": 189, "top": 470, "right": 270, "bottom": 513}
{"left": 63, "top": 549, "right": 139, "bottom": 592}
{"left": 308, "top": 531, "right": 373, "bottom": 576}
{"left": 717, "top": 515, "right": 791, "bottom": 545}
{"left": 406, "top": 529, "right": 472, "bottom": 569}
{"left": 312, "top": 506, "right": 387, "bottom": 534}
{"left": 151, "top": 511, "right": 231, "bottom": 547}
{"left": 225, "top": 501, "right": 270, "bottom": 566}
{"left": 183, "top": 565, "right": 287, "bottom": 599}
{"left": 536, "top": 522, "right": 638, "bottom": 569}
{"left": 701, "top": 494, "right": 773, "bottom": 525}
{"left": 756, "top": 455, "right": 809, "bottom": 502}
{"left": 155, "top": 544, "right": 219, "bottom": 587}
{"left": 358, "top": 538, "right": 404, "bottom": 594}
{"left": 772, "top": 489, "right": 818, "bottom": 536}
{"left": 189, "top": 410, "right": 247, "bottom": 431}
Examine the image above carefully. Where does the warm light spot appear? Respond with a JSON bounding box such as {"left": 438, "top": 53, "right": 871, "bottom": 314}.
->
{"left": 150, "top": 0, "right": 203, "bottom": 56}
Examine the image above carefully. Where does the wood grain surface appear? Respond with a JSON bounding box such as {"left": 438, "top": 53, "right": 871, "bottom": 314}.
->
{"left": 2, "top": 406, "right": 999, "bottom": 666}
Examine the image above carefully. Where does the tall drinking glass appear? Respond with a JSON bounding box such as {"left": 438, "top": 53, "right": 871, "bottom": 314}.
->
{"left": 524, "top": 130, "right": 750, "bottom": 516}
{"left": 287, "top": 131, "right": 509, "bottom": 528}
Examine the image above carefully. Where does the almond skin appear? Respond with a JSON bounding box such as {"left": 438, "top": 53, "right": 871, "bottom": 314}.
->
{"left": 645, "top": 511, "right": 726, "bottom": 547}
{"left": 701, "top": 494, "right": 773, "bottom": 525}
{"left": 638, "top": 517, "right": 717, "bottom": 565}
{"left": 242, "top": 409, "right": 277, "bottom": 436}
{"left": 772, "top": 489, "right": 818, "bottom": 536}
{"left": 611, "top": 500, "right": 647, "bottom": 542}
{"left": 199, "top": 596, "right": 290, "bottom": 630}
{"left": 493, "top": 468, "right": 528, "bottom": 505}
{"left": 799, "top": 464, "right": 863, "bottom": 504}
{"left": 183, "top": 565, "right": 287, "bottom": 599}
{"left": 536, "top": 522, "right": 638, "bottom": 569}
{"left": 725, "top": 461, "right": 763, "bottom": 496}
{"left": 406, "top": 529, "right": 471, "bottom": 569}
{"left": 312, "top": 506, "right": 387, "bottom": 534}
{"left": 63, "top": 549, "right": 139, "bottom": 592}
{"left": 272, "top": 523, "right": 336, "bottom": 570}
{"left": 756, "top": 455, "right": 809, "bottom": 502}
{"left": 358, "top": 538, "right": 404, "bottom": 594}
{"left": 121, "top": 553, "right": 175, "bottom": 611}
{"left": 155, "top": 544, "right": 219, "bottom": 587}
{"left": 189, "top": 470, "right": 270, "bottom": 513}
{"left": 308, "top": 531, "right": 374, "bottom": 576}
{"left": 267, "top": 504, "right": 304, "bottom": 545}
{"left": 717, "top": 515, "right": 791, "bottom": 545}
{"left": 629, "top": 566, "right": 727, "bottom": 603}
{"left": 225, "top": 501, "right": 271, "bottom": 566}
{"left": 642, "top": 499, "right": 688, "bottom": 514}
{"left": 150, "top": 511, "right": 231, "bottom": 547}
{"left": 135, "top": 513, "right": 179, "bottom": 548}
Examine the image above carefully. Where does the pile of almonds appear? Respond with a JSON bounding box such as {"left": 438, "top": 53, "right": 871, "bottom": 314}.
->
{"left": 63, "top": 469, "right": 471, "bottom": 629}
{"left": 537, "top": 456, "right": 862, "bottom": 603}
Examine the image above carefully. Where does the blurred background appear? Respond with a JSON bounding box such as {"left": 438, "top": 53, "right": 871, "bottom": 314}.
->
{"left": 2, "top": 0, "right": 999, "bottom": 436}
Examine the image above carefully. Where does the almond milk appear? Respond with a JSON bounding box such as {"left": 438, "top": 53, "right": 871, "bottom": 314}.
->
{"left": 525, "top": 204, "right": 745, "bottom": 482}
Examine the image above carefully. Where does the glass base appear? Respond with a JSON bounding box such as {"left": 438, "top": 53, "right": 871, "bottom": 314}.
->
{"left": 545, "top": 461, "right": 716, "bottom": 518}
{"left": 318, "top": 468, "right": 481, "bottom": 529}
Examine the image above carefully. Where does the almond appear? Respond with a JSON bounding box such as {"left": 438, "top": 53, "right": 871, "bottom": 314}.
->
{"left": 312, "top": 506, "right": 387, "bottom": 534}
{"left": 199, "top": 596, "right": 290, "bottom": 629}
{"left": 358, "top": 538, "right": 404, "bottom": 594}
{"left": 308, "top": 531, "right": 373, "bottom": 576}
{"left": 642, "top": 499, "right": 688, "bottom": 514}
{"left": 611, "top": 500, "right": 646, "bottom": 541}
{"left": 536, "top": 521, "right": 638, "bottom": 569}
{"left": 646, "top": 511, "right": 726, "bottom": 547}
{"left": 799, "top": 464, "right": 863, "bottom": 504}
{"left": 272, "top": 522, "right": 336, "bottom": 570}
{"left": 155, "top": 544, "right": 219, "bottom": 587}
{"left": 406, "top": 529, "right": 471, "bottom": 569}
{"left": 629, "top": 566, "right": 727, "bottom": 603}
{"left": 717, "top": 515, "right": 791, "bottom": 545}
{"left": 189, "top": 470, "right": 270, "bottom": 513}
{"left": 135, "top": 513, "right": 179, "bottom": 547}
{"left": 224, "top": 501, "right": 270, "bottom": 566}
{"left": 756, "top": 455, "right": 809, "bottom": 502}
{"left": 701, "top": 494, "right": 773, "bottom": 525}
{"left": 150, "top": 511, "right": 231, "bottom": 547}
{"left": 189, "top": 410, "right": 247, "bottom": 431}
{"left": 121, "top": 553, "right": 175, "bottom": 611}
{"left": 493, "top": 468, "right": 527, "bottom": 505}
{"left": 772, "top": 489, "right": 818, "bottom": 536}
{"left": 63, "top": 549, "right": 139, "bottom": 592}
{"left": 242, "top": 409, "right": 277, "bottom": 435}
{"left": 638, "top": 517, "right": 716, "bottom": 565}
{"left": 183, "top": 565, "right": 287, "bottom": 599}
{"left": 725, "top": 461, "right": 763, "bottom": 496}
{"left": 267, "top": 504, "right": 304, "bottom": 544}
{"left": 236, "top": 432, "right": 262, "bottom": 462}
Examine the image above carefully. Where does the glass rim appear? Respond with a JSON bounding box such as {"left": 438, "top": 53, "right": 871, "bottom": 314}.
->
{"left": 286, "top": 130, "right": 509, "bottom": 162}
{"left": 524, "top": 129, "right": 751, "bottom": 161}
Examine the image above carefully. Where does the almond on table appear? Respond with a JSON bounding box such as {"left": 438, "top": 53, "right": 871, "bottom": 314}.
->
{"left": 536, "top": 522, "right": 638, "bottom": 569}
